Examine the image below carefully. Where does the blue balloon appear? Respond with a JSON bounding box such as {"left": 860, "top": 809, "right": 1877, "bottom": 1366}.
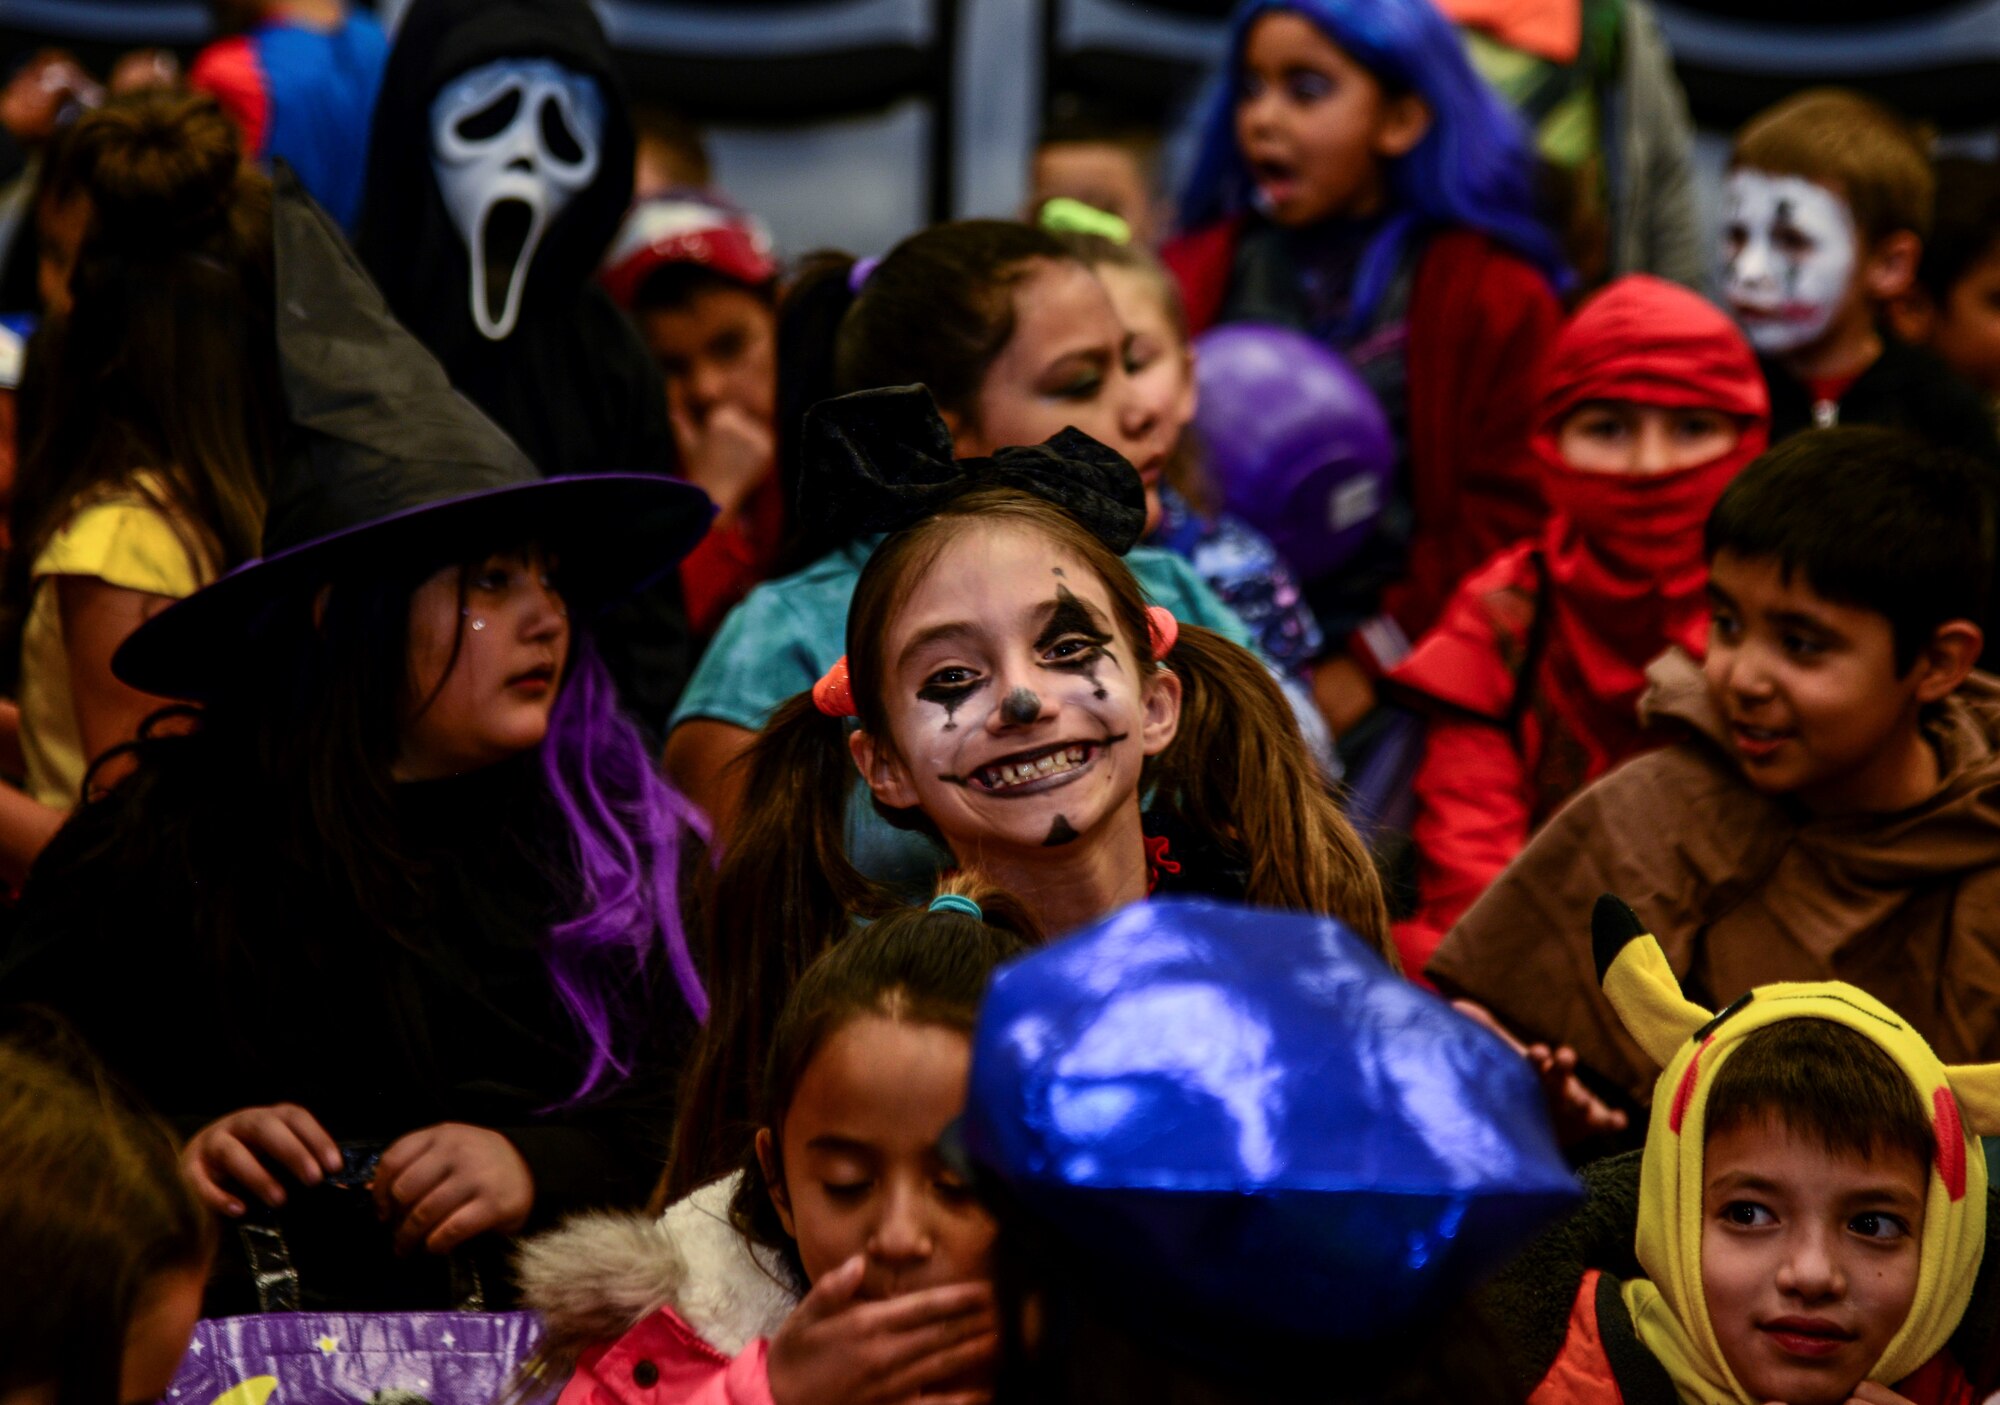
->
{"left": 962, "top": 897, "right": 1580, "bottom": 1344}
{"left": 1194, "top": 324, "right": 1396, "bottom": 581}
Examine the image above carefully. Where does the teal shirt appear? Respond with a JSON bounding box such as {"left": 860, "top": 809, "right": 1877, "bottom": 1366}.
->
{"left": 672, "top": 538, "right": 1259, "bottom": 887}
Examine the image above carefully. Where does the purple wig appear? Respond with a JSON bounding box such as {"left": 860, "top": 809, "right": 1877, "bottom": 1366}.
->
{"left": 1177, "top": 0, "right": 1567, "bottom": 335}
{"left": 539, "top": 644, "right": 710, "bottom": 1100}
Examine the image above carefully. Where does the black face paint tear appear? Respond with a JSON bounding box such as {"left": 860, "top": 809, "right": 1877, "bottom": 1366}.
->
{"left": 918, "top": 681, "right": 976, "bottom": 730}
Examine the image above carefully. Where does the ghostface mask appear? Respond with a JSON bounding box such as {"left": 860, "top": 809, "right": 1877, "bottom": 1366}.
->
{"left": 430, "top": 57, "right": 605, "bottom": 341}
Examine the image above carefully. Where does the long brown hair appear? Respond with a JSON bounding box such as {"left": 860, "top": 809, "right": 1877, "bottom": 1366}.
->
{"left": 5, "top": 90, "right": 276, "bottom": 678}
{"left": 0, "top": 1017, "right": 212, "bottom": 1405}
{"left": 667, "top": 490, "right": 1389, "bottom": 1195}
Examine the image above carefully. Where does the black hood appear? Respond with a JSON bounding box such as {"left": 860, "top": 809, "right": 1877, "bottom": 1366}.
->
{"left": 355, "top": 0, "right": 636, "bottom": 360}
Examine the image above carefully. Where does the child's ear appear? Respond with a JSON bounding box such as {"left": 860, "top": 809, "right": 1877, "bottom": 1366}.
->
{"left": 756, "top": 1128, "right": 798, "bottom": 1240}
{"left": 1886, "top": 283, "right": 1939, "bottom": 346}
{"left": 1373, "top": 93, "right": 1433, "bottom": 160}
{"left": 1139, "top": 664, "right": 1183, "bottom": 758}
{"left": 939, "top": 405, "right": 986, "bottom": 459}
{"left": 849, "top": 727, "right": 922, "bottom": 810}
{"left": 1863, "top": 230, "right": 1924, "bottom": 303}
{"left": 1912, "top": 620, "right": 1984, "bottom": 704}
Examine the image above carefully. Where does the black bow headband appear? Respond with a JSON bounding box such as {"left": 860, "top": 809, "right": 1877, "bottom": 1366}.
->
{"left": 797, "top": 384, "right": 1148, "bottom": 554}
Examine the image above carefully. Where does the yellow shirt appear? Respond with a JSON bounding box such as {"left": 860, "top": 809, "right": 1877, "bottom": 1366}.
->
{"left": 21, "top": 479, "right": 212, "bottom": 807}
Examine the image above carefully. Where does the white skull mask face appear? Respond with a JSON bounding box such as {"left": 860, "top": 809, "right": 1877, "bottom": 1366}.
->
{"left": 431, "top": 58, "right": 605, "bottom": 341}
{"left": 1721, "top": 170, "right": 1859, "bottom": 357}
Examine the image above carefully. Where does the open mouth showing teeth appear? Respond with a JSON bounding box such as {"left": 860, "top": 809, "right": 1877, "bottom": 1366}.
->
{"left": 973, "top": 742, "right": 1096, "bottom": 793}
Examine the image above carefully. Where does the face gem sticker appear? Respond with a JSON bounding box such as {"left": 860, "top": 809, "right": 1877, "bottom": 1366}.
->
{"left": 1001, "top": 687, "right": 1042, "bottom": 725}
{"left": 1721, "top": 170, "right": 1858, "bottom": 356}
{"left": 1042, "top": 815, "right": 1080, "bottom": 846}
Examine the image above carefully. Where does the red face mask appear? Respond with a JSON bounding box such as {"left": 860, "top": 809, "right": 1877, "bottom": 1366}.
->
{"left": 1531, "top": 276, "right": 1770, "bottom": 706}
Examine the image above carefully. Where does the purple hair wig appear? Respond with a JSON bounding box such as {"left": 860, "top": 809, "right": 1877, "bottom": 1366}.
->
{"left": 1177, "top": 0, "right": 1568, "bottom": 333}
{"left": 539, "top": 645, "right": 709, "bottom": 1100}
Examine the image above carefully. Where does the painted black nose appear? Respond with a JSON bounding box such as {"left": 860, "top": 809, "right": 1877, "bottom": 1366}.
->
{"left": 1001, "top": 687, "right": 1041, "bottom": 725}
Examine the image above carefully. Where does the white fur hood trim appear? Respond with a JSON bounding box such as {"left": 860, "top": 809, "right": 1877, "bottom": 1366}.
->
{"left": 516, "top": 1174, "right": 802, "bottom": 1360}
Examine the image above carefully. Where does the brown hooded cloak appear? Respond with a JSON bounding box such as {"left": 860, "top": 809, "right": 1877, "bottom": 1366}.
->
{"left": 1428, "top": 648, "right": 2000, "bottom": 1104}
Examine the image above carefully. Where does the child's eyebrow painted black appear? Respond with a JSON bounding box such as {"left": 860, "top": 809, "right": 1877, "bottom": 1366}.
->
{"left": 1034, "top": 585, "right": 1113, "bottom": 652}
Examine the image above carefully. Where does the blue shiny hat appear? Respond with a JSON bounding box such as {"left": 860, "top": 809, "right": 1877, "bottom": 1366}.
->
{"left": 962, "top": 897, "right": 1581, "bottom": 1344}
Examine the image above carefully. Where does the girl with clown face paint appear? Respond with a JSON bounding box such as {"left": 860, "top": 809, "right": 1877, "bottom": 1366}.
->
{"left": 662, "top": 385, "right": 1391, "bottom": 1199}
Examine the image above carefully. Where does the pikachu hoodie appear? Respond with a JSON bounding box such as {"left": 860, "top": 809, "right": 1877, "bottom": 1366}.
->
{"left": 1530, "top": 897, "right": 1999, "bottom": 1405}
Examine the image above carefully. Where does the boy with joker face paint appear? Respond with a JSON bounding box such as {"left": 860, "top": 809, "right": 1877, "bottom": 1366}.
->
{"left": 1721, "top": 89, "right": 1997, "bottom": 465}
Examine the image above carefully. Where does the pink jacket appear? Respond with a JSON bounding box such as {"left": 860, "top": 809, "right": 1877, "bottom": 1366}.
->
{"left": 518, "top": 1177, "right": 802, "bottom": 1405}
{"left": 561, "top": 1308, "right": 774, "bottom": 1405}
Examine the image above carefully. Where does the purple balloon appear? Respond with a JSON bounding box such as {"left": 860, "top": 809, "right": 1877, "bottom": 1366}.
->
{"left": 1194, "top": 323, "right": 1395, "bottom": 580}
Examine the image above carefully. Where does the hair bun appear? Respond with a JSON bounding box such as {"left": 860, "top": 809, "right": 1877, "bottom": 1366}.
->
{"left": 72, "top": 91, "right": 243, "bottom": 253}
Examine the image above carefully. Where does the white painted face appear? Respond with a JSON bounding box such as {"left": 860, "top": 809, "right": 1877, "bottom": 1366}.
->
{"left": 430, "top": 58, "right": 604, "bottom": 341}
{"left": 1722, "top": 170, "right": 1859, "bottom": 356}
{"left": 859, "top": 526, "right": 1179, "bottom": 858}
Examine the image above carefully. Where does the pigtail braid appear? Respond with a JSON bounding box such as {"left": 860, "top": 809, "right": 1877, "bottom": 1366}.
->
{"left": 1150, "top": 625, "right": 1395, "bottom": 965}
{"left": 664, "top": 692, "right": 895, "bottom": 1198}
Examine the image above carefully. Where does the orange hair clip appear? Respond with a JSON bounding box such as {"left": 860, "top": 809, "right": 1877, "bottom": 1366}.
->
{"left": 813, "top": 656, "right": 857, "bottom": 718}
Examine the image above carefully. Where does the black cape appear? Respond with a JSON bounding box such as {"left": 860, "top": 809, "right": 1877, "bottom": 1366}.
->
{"left": 0, "top": 739, "right": 694, "bottom": 1311}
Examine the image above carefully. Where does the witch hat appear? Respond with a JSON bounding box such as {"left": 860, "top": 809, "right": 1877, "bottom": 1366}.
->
{"left": 115, "top": 167, "right": 712, "bottom": 702}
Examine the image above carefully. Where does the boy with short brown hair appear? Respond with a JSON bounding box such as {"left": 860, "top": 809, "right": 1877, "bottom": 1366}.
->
{"left": 1524, "top": 903, "right": 2000, "bottom": 1405}
{"left": 1429, "top": 428, "right": 2000, "bottom": 1110}
{"left": 1723, "top": 89, "right": 1994, "bottom": 460}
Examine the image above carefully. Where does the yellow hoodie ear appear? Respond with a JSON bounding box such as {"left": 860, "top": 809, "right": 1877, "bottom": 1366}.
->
{"left": 1944, "top": 1062, "right": 2000, "bottom": 1137}
{"left": 1594, "top": 895, "right": 1711, "bottom": 1071}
